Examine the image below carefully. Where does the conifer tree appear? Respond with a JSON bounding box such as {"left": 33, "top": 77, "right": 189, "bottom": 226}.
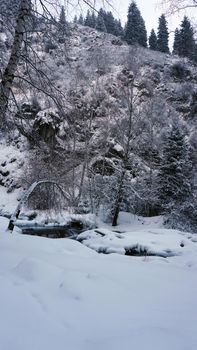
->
{"left": 90, "top": 12, "right": 96, "bottom": 28}
{"left": 59, "top": 6, "right": 66, "bottom": 27}
{"left": 138, "top": 15, "right": 147, "bottom": 47}
{"left": 193, "top": 43, "right": 197, "bottom": 64}
{"left": 84, "top": 10, "right": 92, "bottom": 27}
{"left": 78, "top": 14, "right": 84, "bottom": 25}
{"left": 157, "top": 122, "right": 192, "bottom": 211}
{"left": 85, "top": 11, "right": 96, "bottom": 28}
{"left": 149, "top": 29, "right": 157, "bottom": 50}
{"left": 179, "top": 16, "right": 195, "bottom": 59}
{"left": 96, "top": 9, "right": 107, "bottom": 32}
{"left": 115, "top": 19, "right": 124, "bottom": 37}
{"left": 112, "top": 19, "right": 124, "bottom": 37}
{"left": 59, "top": 6, "right": 70, "bottom": 37}
{"left": 73, "top": 15, "right": 78, "bottom": 24}
{"left": 157, "top": 14, "right": 169, "bottom": 53}
{"left": 104, "top": 11, "right": 116, "bottom": 35}
{"left": 124, "top": 1, "right": 147, "bottom": 47}
{"left": 173, "top": 28, "right": 181, "bottom": 54}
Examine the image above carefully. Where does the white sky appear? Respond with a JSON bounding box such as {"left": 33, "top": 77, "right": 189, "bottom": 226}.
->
{"left": 65, "top": 0, "right": 197, "bottom": 46}
{"left": 116, "top": 1, "right": 197, "bottom": 36}
{"left": 117, "top": 0, "right": 169, "bottom": 33}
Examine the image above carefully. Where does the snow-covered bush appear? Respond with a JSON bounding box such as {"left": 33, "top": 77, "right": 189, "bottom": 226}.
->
{"left": 170, "top": 61, "right": 191, "bottom": 80}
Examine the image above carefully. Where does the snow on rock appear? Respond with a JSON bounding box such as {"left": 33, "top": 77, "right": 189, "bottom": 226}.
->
{"left": 77, "top": 224, "right": 195, "bottom": 258}
{"left": 15, "top": 212, "right": 96, "bottom": 230}
{"left": 113, "top": 143, "right": 124, "bottom": 153}
{"left": 0, "top": 141, "right": 25, "bottom": 191}
{"left": 0, "top": 185, "right": 21, "bottom": 217}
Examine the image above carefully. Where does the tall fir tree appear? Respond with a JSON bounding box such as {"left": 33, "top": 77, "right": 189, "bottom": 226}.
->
{"left": 78, "top": 14, "right": 84, "bottom": 25}
{"left": 157, "top": 14, "right": 169, "bottom": 53}
{"left": 138, "top": 15, "right": 147, "bottom": 47}
{"left": 173, "top": 28, "right": 181, "bottom": 54}
{"left": 193, "top": 43, "right": 197, "bottom": 64}
{"left": 73, "top": 15, "right": 78, "bottom": 24}
{"left": 115, "top": 19, "right": 124, "bottom": 37}
{"left": 84, "top": 10, "right": 92, "bottom": 27}
{"left": 90, "top": 12, "right": 96, "bottom": 28}
{"left": 96, "top": 9, "right": 107, "bottom": 32}
{"left": 104, "top": 11, "right": 116, "bottom": 35}
{"left": 59, "top": 6, "right": 66, "bottom": 27}
{"left": 149, "top": 29, "right": 157, "bottom": 50}
{"left": 124, "top": 1, "right": 147, "bottom": 47}
{"left": 179, "top": 16, "right": 195, "bottom": 60}
{"left": 59, "top": 6, "right": 70, "bottom": 37}
{"left": 85, "top": 10, "right": 97, "bottom": 28}
{"left": 157, "top": 122, "right": 192, "bottom": 212}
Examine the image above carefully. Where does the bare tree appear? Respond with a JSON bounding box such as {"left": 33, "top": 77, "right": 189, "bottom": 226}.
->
{"left": 0, "top": 0, "right": 31, "bottom": 125}
{"left": 0, "top": 0, "right": 112, "bottom": 128}
{"left": 0, "top": 0, "right": 63, "bottom": 127}
{"left": 159, "top": 0, "right": 197, "bottom": 14}
{"left": 111, "top": 53, "right": 142, "bottom": 226}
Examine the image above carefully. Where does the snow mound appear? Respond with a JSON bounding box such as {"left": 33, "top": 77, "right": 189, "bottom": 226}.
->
{"left": 0, "top": 216, "right": 197, "bottom": 350}
{"left": 77, "top": 227, "right": 193, "bottom": 258}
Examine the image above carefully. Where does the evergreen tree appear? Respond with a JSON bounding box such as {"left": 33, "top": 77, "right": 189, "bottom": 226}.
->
{"left": 59, "top": 6, "right": 70, "bottom": 37}
{"left": 73, "top": 15, "right": 78, "bottom": 24}
{"left": 124, "top": 1, "right": 147, "bottom": 47}
{"left": 193, "top": 43, "right": 197, "bottom": 64}
{"left": 84, "top": 10, "right": 92, "bottom": 27}
{"left": 96, "top": 9, "right": 107, "bottom": 32}
{"left": 149, "top": 29, "right": 157, "bottom": 50}
{"left": 173, "top": 28, "right": 181, "bottom": 54}
{"left": 78, "top": 14, "right": 84, "bottom": 25}
{"left": 157, "top": 14, "right": 169, "bottom": 53}
{"left": 59, "top": 6, "right": 66, "bottom": 27}
{"left": 179, "top": 16, "right": 195, "bottom": 59}
{"left": 84, "top": 11, "right": 96, "bottom": 28}
{"left": 112, "top": 19, "right": 124, "bottom": 37}
{"left": 90, "top": 12, "right": 96, "bottom": 28}
{"left": 115, "top": 19, "right": 124, "bottom": 37}
{"left": 104, "top": 11, "right": 116, "bottom": 35}
{"left": 157, "top": 122, "right": 192, "bottom": 212}
{"left": 138, "top": 15, "right": 147, "bottom": 47}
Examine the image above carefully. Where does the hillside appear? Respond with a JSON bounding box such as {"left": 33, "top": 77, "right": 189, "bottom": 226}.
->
{"left": 0, "top": 23, "right": 197, "bottom": 230}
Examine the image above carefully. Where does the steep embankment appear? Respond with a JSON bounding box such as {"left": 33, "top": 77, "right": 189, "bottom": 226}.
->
{"left": 0, "top": 24, "right": 197, "bottom": 204}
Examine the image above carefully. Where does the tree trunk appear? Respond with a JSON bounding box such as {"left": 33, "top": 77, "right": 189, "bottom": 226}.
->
{"left": 111, "top": 85, "right": 134, "bottom": 227}
{"left": 0, "top": 0, "right": 31, "bottom": 126}
{"left": 112, "top": 169, "right": 126, "bottom": 226}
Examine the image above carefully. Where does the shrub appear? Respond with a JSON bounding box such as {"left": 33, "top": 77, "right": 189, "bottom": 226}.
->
{"left": 44, "top": 40, "right": 57, "bottom": 53}
{"left": 171, "top": 61, "right": 191, "bottom": 80}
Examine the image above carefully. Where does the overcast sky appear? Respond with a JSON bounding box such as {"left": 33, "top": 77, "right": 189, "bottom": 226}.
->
{"left": 117, "top": 0, "right": 167, "bottom": 33}
{"left": 115, "top": 0, "right": 177, "bottom": 46}
{"left": 65, "top": 0, "right": 197, "bottom": 46}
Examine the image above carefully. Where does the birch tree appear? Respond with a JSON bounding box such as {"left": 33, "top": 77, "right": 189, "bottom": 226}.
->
{"left": 0, "top": 0, "right": 31, "bottom": 125}
{"left": 0, "top": 0, "right": 112, "bottom": 128}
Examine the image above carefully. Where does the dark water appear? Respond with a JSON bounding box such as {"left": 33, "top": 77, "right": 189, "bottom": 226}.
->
{"left": 21, "top": 222, "right": 85, "bottom": 239}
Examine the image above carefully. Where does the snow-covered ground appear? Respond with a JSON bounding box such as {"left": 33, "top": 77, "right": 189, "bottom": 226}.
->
{"left": 0, "top": 203, "right": 197, "bottom": 350}
{"left": 78, "top": 213, "right": 197, "bottom": 263}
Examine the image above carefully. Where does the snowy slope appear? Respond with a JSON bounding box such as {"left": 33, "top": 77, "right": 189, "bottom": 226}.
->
{"left": 0, "top": 215, "right": 197, "bottom": 350}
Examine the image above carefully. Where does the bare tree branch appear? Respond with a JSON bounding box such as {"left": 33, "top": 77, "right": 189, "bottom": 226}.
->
{"left": 159, "top": 0, "right": 197, "bottom": 14}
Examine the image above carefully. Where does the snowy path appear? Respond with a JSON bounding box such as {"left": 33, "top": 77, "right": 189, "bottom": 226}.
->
{"left": 0, "top": 216, "right": 197, "bottom": 350}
